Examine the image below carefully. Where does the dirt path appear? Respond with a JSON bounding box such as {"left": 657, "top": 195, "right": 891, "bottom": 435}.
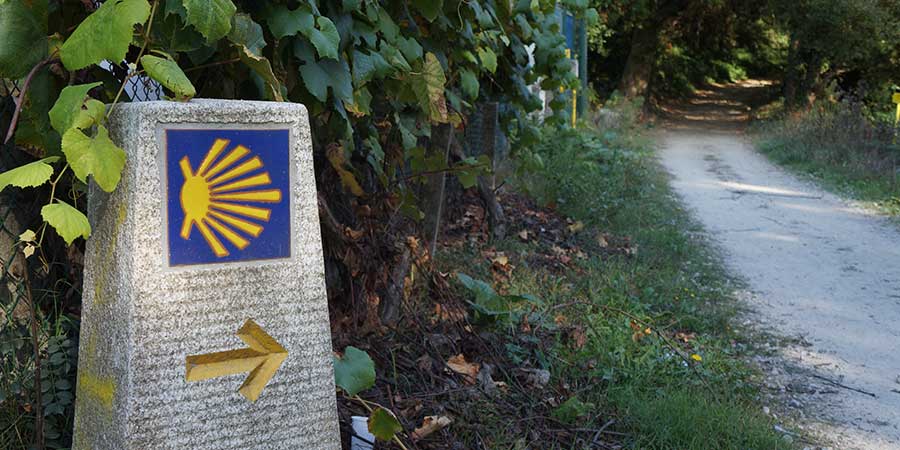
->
{"left": 656, "top": 81, "right": 900, "bottom": 449}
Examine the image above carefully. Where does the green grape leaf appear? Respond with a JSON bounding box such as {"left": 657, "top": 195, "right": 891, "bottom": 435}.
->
{"left": 265, "top": 4, "right": 314, "bottom": 39}
{"left": 376, "top": 8, "right": 399, "bottom": 42}
{"left": 380, "top": 43, "right": 411, "bottom": 72}
{"left": 342, "top": 0, "right": 361, "bottom": 12}
{"left": 324, "top": 59, "right": 353, "bottom": 104}
{"left": 552, "top": 396, "right": 594, "bottom": 424}
{"left": 397, "top": 37, "right": 423, "bottom": 62}
{"left": 470, "top": 1, "right": 494, "bottom": 27}
{"left": 14, "top": 71, "right": 60, "bottom": 154}
{"left": 0, "top": 157, "right": 60, "bottom": 192}
{"left": 460, "top": 68, "right": 479, "bottom": 100}
{"left": 309, "top": 16, "right": 340, "bottom": 60}
{"left": 183, "top": 0, "right": 236, "bottom": 42}
{"left": 48, "top": 82, "right": 103, "bottom": 135}
{"left": 456, "top": 169, "right": 478, "bottom": 188}
{"left": 73, "top": 100, "right": 106, "bottom": 131}
{"left": 411, "top": 0, "right": 443, "bottom": 22}
{"left": 61, "top": 125, "right": 126, "bottom": 193}
{"left": 154, "top": 12, "right": 206, "bottom": 53}
{"left": 397, "top": 116, "right": 419, "bottom": 150}
{"left": 369, "top": 408, "right": 402, "bottom": 441}
{"left": 333, "top": 346, "right": 375, "bottom": 396}
{"left": 41, "top": 201, "right": 91, "bottom": 245}
{"left": 164, "top": 0, "right": 186, "bottom": 18}
{"left": 59, "top": 0, "right": 151, "bottom": 70}
{"left": 140, "top": 55, "right": 196, "bottom": 101}
{"left": 296, "top": 42, "right": 353, "bottom": 104}
{"left": 477, "top": 47, "right": 497, "bottom": 73}
{"left": 351, "top": 50, "right": 376, "bottom": 85}
{"left": 228, "top": 13, "right": 265, "bottom": 56}
{"left": 237, "top": 45, "right": 284, "bottom": 102}
{"left": 0, "top": 0, "right": 46, "bottom": 79}
{"left": 412, "top": 53, "right": 448, "bottom": 123}
{"left": 298, "top": 59, "right": 329, "bottom": 102}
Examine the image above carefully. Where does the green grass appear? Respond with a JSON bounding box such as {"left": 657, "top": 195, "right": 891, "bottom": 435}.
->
{"left": 439, "top": 125, "right": 790, "bottom": 449}
{"left": 616, "top": 389, "right": 788, "bottom": 449}
{"left": 752, "top": 106, "right": 900, "bottom": 218}
{"left": 756, "top": 138, "right": 900, "bottom": 216}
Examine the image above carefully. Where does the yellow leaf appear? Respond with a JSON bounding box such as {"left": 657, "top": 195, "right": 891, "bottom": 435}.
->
{"left": 326, "top": 144, "right": 364, "bottom": 196}
{"left": 691, "top": 354, "right": 702, "bottom": 362}
{"left": 596, "top": 233, "right": 609, "bottom": 248}
{"left": 491, "top": 254, "right": 509, "bottom": 266}
{"left": 19, "top": 229, "right": 36, "bottom": 242}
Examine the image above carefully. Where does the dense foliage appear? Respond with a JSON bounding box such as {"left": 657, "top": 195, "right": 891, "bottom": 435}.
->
{"left": 0, "top": 0, "right": 597, "bottom": 448}
{"left": 0, "top": 0, "right": 595, "bottom": 244}
{"left": 585, "top": 0, "right": 899, "bottom": 114}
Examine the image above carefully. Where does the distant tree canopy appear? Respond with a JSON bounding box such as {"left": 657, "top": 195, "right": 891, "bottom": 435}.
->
{"left": 587, "top": 0, "right": 900, "bottom": 112}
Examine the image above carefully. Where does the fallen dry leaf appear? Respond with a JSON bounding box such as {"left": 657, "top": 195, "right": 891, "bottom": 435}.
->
{"left": 518, "top": 229, "right": 530, "bottom": 241}
{"left": 343, "top": 226, "right": 364, "bottom": 240}
{"left": 569, "top": 326, "right": 587, "bottom": 349}
{"left": 446, "top": 354, "right": 480, "bottom": 384}
{"left": 411, "top": 415, "right": 452, "bottom": 441}
{"left": 675, "top": 331, "right": 695, "bottom": 343}
{"left": 491, "top": 254, "right": 509, "bottom": 267}
{"left": 567, "top": 221, "right": 585, "bottom": 233}
{"left": 597, "top": 233, "right": 609, "bottom": 248}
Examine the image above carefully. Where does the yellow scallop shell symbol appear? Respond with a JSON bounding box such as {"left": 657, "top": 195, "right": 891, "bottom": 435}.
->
{"left": 178, "top": 138, "right": 282, "bottom": 257}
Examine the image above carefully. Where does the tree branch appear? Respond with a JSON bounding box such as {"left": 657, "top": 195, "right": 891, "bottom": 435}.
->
{"left": 4, "top": 58, "right": 57, "bottom": 146}
{"left": 22, "top": 266, "right": 43, "bottom": 450}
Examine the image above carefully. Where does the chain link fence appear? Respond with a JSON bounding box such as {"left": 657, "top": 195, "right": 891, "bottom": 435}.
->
{"left": 1, "top": 76, "right": 81, "bottom": 449}
{"left": 124, "top": 69, "right": 163, "bottom": 102}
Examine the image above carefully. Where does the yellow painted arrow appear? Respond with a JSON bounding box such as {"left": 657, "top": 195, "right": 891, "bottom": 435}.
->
{"left": 185, "top": 319, "right": 288, "bottom": 402}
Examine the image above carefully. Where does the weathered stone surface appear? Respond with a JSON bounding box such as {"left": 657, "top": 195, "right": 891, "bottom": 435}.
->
{"left": 73, "top": 100, "right": 340, "bottom": 449}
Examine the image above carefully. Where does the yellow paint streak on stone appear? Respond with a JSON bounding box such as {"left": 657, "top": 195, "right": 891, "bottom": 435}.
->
{"left": 76, "top": 334, "right": 116, "bottom": 410}
{"left": 78, "top": 372, "right": 116, "bottom": 409}
{"left": 92, "top": 201, "right": 126, "bottom": 306}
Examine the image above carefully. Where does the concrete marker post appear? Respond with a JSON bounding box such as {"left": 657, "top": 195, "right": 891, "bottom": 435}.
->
{"left": 73, "top": 100, "right": 340, "bottom": 450}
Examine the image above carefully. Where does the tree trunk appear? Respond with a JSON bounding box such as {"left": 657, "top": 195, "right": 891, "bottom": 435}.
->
{"left": 783, "top": 35, "right": 801, "bottom": 109}
{"left": 799, "top": 52, "right": 823, "bottom": 109}
{"left": 619, "top": 25, "right": 659, "bottom": 99}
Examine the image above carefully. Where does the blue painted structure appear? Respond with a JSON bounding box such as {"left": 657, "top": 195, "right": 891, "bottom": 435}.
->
{"left": 165, "top": 129, "right": 292, "bottom": 266}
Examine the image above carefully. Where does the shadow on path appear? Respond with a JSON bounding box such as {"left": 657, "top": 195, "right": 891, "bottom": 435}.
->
{"left": 655, "top": 79, "right": 779, "bottom": 132}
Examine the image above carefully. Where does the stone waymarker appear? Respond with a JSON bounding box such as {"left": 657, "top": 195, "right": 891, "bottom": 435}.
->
{"left": 893, "top": 92, "right": 900, "bottom": 127}
{"left": 73, "top": 100, "right": 340, "bottom": 449}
